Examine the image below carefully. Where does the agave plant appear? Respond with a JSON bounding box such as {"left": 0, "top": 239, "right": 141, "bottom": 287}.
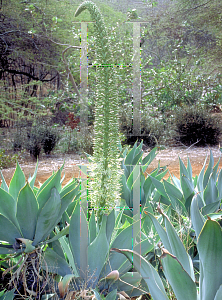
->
{"left": 149, "top": 150, "right": 222, "bottom": 217}
{"left": 44, "top": 201, "right": 154, "bottom": 299}
{"left": 0, "top": 161, "right": 79, "bottom": 298}
{"left": 120, "top": 141, "right": 168, "bottom": 219}
{"left": 112, "top": 198, "right": 222, "bottom": 300}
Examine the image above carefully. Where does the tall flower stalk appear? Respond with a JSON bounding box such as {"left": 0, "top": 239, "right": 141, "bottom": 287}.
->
{"left": 75, "top": 1, "right": 121, "bottom": 222}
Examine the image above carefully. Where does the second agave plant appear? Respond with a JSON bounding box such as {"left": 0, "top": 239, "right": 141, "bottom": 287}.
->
{"left": 0, "top": 161, "right": 79, "bottom": 298}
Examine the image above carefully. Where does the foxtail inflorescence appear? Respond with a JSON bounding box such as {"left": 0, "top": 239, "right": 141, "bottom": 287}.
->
{"left": 75, "top": 1, "right": 121, "bottom": 221}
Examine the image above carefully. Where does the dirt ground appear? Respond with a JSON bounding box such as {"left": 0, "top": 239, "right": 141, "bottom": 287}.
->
{"left": 1, "top": 145, "right": 222, "bottom": 187}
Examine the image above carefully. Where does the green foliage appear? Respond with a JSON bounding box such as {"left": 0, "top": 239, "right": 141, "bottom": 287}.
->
{"left": 0, "top": 161, "right": 80, "bottom": 298}
{"left": 174, "top": 0, "right": 222, "bottom": 69}
{"left": 44, "top": 203, "right": 153, "bottom": 299}
{"left": 120, "top": 141, "right": 168, "bottom": 218}
{"left": 0, "top": 150, "right": 18, "bottom": 170}
{"left": 173, "top": 106, "right": 221, "bottom": 146}
{"left": 112, "top": 207, "right": 222, "bottom": 300}
{"left": 141, "top": 55, "right": 222, "bottom": 113}
{"left": 0, "top": 161, "right": 80, "bottom": 253}
{"left": 25, "top": 124, "right": 60, "bottom": 158}
{"left": 147, "top": 150, "right": 222, "bottom": 219}
{"left": 58, "top": 126, "right": 93, "bottom": 155}
{"left": 120, "top": 104, "right": 167, "bottom": 147}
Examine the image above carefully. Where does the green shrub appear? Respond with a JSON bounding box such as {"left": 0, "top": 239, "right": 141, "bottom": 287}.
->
{"left": 26, "top": 132, "right": 42, "bottom": 159}
{"left": 58, "top": 126, "right": 93, "bottom": 155}
{"left": 0, "top": 149, "right": 18, "bottom": 169}
{"left": 173, "top": 106, "right": 221, "bottom": 146}
{"left": 13, "top": 129, "right": 29, "bottom": 152}
{"left": 119, "top": 106, "right": 166, "bottom": 148}
{"left": 26, "top": 124, "right": 60, "bottom": 159}
{"left": 41, "top": 126, "right": 59, "bottom": 155}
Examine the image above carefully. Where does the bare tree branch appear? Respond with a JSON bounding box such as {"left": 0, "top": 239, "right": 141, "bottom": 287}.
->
{"left": 62, "top": 46, "right": 81, "bottom": 98}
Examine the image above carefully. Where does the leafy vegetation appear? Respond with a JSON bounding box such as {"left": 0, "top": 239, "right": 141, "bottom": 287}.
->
{"left": 173, "top": 106, "right": 221, "bottom": 146}
{"left": 1, "top": 0, "right": 222, "bottom": 299}
{"left": 0, "top": 149, "right": 19, "bottom": 169}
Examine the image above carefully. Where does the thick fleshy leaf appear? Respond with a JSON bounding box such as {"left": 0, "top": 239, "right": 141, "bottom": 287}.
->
{"left": 143, "top": 176, "right": 153, "bottom": 200}
{"left": 171, "top": 174, "right": 181, "bottom": 191}
{"left": 120, "top": 174, "right": 130, "bottom": 202}
{"left": 163, "top": 180, "right": 187, "bottom": 215}
{"left": 191, "top": 196, "right": 205, "bottom": 239}
{"left": 201, "top": 201, "right": 220, "bottom": 216}
{"left": 203, "top": 176, "right": 219, "bottom": 205}
{"left": 134, "top": 140, "right": 143, "bottom": 157}
{"left": 181, "top": 175, "right": 194, "bottom": 201}
{"left": 59, "top": 235, "right": 79, "bottom": 277}
{"left": 33, "top": 187, "right": 61, "bottom": 245}
{"left": 105, "top": 289, "right": 117, "bottom": 300}
{"left": 147, "top": 212, "right": 172, "bottom": 252}
{"left": 88, "top": 215, "right": 109, "bottom": 285}
{"left": 134, "top": 237, "right": 154, "bottom": 259}
{"left": 58, "top": 186, "right": 79, "bottom": 222}
{"left": 16, "top": 183, "right": 38, "bottom": 240}
{"left": 106, "top": 209, "right": 115, "bottom": 244}
{"left": 142, "top": 201, "right": 154, "bottom": 234}
{"left": 8, "top": 162, "right": 26, "bottom": 201}
{"left": 148, "top": 212, "right": 194, "bottom": 280}
{"left": 101, "top": 220, "right": 140, "bottom": 276}
{"left": 207, "top": 212, "right": 222, "bottom": 220}
{"left": 46, "top": 226, "right": 69, "bottom": 244}
{"left": 179, "top": 157, "right": 191, "bottom": 181}
{"left": 89, "top": 210, "right": 97, "bottom": 244}
{"left": 149, "top": 176, "right": 168, "bottom": 198}
{"left": 142, "top": 147, "right": 157, "bottom": 165}
{"left": 214, "top": 285, "right": 222, "bottom": 300}
{"left": 0, "top": 288, "right": 15, "bottom": 300}
{"left": 163, "top": 180, "right": 183, "bottom": 200}
{"left": 0, "top": 245, "right": 16, "bottom": 254}
{"left": 0, "top": 171, "right": 8, "bottom": 193}
{"left": 28, "top": 159, "right": 38, "bottom": 189}
{"left": 43, "top": 248, "right": 72, "bottom": 277}
{"left": 60, "top": 180, "right": 79, "bottom": 199}
{"left": 0, "top": 188, "right": 20, "bottom": 230}
{"left": 164, "top": 214, "right": 195, "bottom": 280}
{"left": 161, "top": 249, "right": 197, "bottom": 300}
{"left": 0, "top": 215, "right": 21, "bottom": 244}
{"left": 197, "top": 156, "right": 207, "bottom": 202}
{"left": 217, "top": 169, "right": 222, "bottom": 200}
{"left": 111, "top": 248, "right": 168, "bottom": 300}
{"left": 124, "top": 142, "right": 138, "bottom": 165}
{"left": 198, "top": 220, "right": 222, "bottom": 300}
{"left": 69, "top": 201, "right": 88, "bottom": 278}
{"left": 92, "top": 289, "right": 102, "bottom": 300}
{"left": 203, "top": 150, "right": 214, "bottom": 189}
{"left": 132, "top": 151, "right": 143, "bottom": 165}
{"left": 36, "top": 169, "right": 61, "bottom": 212}
{"left": 127, "top": 166, "right": 139, "bottom": 190}
{"left": 187, "top": 157, "right": 193, "bottom": 181}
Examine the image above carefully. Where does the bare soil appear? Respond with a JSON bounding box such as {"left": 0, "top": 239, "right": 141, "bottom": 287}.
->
{"left": 1, "top": 145, "right": 222, "bottom": 187}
